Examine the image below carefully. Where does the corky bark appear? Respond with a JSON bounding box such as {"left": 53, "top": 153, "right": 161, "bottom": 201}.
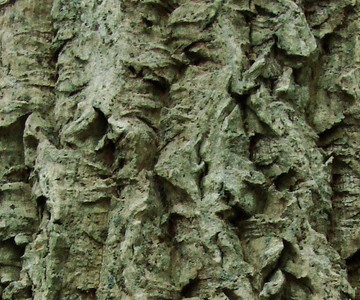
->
{"left": 0, "top": 0, "right": 359, "bottom": 299}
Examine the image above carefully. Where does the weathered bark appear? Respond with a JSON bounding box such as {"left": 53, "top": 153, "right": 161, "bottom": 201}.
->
{"left": 0, "top": 0, "right": 359, "bottom": 299}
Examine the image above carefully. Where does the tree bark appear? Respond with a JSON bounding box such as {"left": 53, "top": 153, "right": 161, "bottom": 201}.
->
{"left": 0, "top": 0, "right": 359, "bottom": 299}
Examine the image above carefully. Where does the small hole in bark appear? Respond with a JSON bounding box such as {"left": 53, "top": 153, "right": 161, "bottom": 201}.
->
{"left": 93, "top": 107, "right": 108, "bottom": 138}
{"left": 217, "top": 188, "right": 252, "bottom": 225}
{"left": 167, "top": 213, "right": 183, "bottom": 238}
{"left": 128, "top": 66, "right": 139, "bottom": 78}
{"left": 36, "top": 196, "right": 47, "bottom": 219}
{"left": 346, "top": 249, "right": 360, "bottom": 266}
{"left": 128, "top": 66, "right": 137, "bottom": 75}
{"left": 53, "top": 219, "right": 63, "bottom": 225}
{"left": 145, "top": 78, "right": 169, "bottom": 94}
{"left": 97, "top": 139, "right": 116, "bottom": 167}
{"left": 229, "top": 206, "right": 252, "bottom": 225}
{"left": 142, "top": 17, "right": 153, "bottom": 27}
{"left": 181, "top": 277, "right": 200, "bottom": 297}
{"left": 184, "top": 47, "right": 208, "bottom": 66}
{"left": 2, "top": 238, "right": 26, "bottom": 258}
{"left": 321, "top": 35, "right": 332, "bottom": 55}
{"left": 274, "top": 169, "right": 297, "bottom": 191}
{"left": 233, "top": 93, "right": 250, "bottom": 103}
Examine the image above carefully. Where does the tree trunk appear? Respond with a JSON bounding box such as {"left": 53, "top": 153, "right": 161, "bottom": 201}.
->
{"left": 0, "top": 0, "right": 359, "bottom": 299}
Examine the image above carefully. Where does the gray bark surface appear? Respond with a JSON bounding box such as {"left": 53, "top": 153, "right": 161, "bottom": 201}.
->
{"left": 0, "top": 0, "right": 359, "bottom": 299}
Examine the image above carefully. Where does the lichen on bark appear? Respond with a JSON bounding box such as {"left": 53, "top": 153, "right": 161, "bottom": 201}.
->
{"left": 0, "top": 0, "right": 359, "bottom": 299}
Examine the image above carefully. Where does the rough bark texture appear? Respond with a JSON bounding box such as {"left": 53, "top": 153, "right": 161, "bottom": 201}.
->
{"left": 0, "top": 0, "right": 359, "bottom": 299}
